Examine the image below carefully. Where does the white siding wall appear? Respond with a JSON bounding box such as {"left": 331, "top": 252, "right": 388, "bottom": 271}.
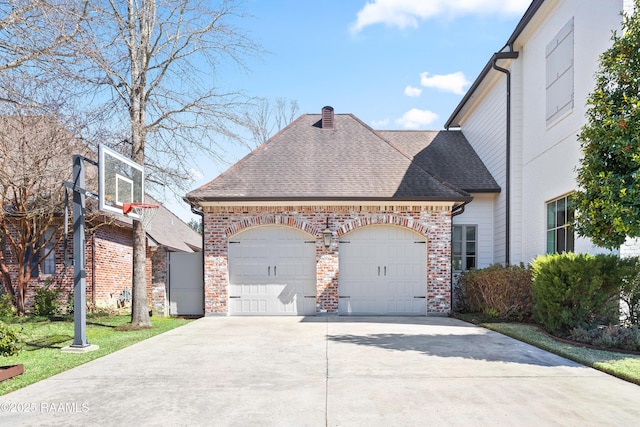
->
{"left": 460, "top": 0, "right": 627, "bottom": 266}
{"left": 452, "top": 193, "right": 496, "bottom": 269}
{"left": 459, "top": 78, "right": 507, "bottom": 264}
{"left": 518, "top": 0, "right": 624, "bottom": 263}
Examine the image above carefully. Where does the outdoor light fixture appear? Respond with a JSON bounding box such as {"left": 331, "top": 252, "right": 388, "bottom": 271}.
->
{"left": 322, "top": 217, "right": 332, "bottom": 249}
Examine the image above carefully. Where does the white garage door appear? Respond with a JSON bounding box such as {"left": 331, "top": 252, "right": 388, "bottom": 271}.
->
{"left": 228, "top": 226, "right": 317, "bottom": 315}
{"left": 339, "top": 226, "right": 427, "bottom": 315}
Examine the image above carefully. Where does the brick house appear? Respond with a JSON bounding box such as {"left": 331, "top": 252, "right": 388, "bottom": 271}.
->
{"left": 186, "top": 107, "right": 498, "bottom": 316}
{"left": 2, "top": 196, "right": 201, "bottom": 315}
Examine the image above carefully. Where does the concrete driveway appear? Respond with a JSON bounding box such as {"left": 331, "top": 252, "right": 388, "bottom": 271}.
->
{"left": 1, "top": 316, "right": 639, "bottom": 426}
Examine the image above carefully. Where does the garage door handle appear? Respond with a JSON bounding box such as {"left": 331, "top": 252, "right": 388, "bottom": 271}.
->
{"left": 378, "top": 266, "right": 380, "bottom": 276}
{"left": 339, "top": 296, "right": 350, "bottom": 298}
{"left": 413, "top": 296, "right": 426, "bottom": 299}
{"left": 304, "top": 296, "right": 316, "bottom": 299}
{"left": 230, "top": 296, "right": 241, "bottom": 299}
{"left": 274, "top": 266, "right": 276, "bottom": 276}
{"left": 384, "top": 266, "right": 387, "bottom": 276}
{"left": 268, "top": 266, "right": 270, "bottom": 276}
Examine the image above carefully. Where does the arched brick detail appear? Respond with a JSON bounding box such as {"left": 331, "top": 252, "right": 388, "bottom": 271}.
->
{"left": 225, "top": 214, "right": 319, "bottom": 238}
{"left": 337, "top": 214, "right": 431, "bottom": 238}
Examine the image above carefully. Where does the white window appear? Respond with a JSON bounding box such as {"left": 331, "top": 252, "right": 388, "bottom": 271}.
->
{"left": 453, "top": 225, "right": 477, "bottom": 271}
{"left": 41, "top": 227, "right": 56, "bottom": 275}
{"left": 547, "top": 195, "right": 574, "bottom": 254}
{"left": 546, "top": 18, "right": 574, "bottom": 125}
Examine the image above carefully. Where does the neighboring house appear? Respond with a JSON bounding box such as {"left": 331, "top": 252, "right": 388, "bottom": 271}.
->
{"left": 186, "top": 108, "right": 497, "bottom": 316}
{"left": 446, "top": 0, "right": 634, "bottom": 268}
{"left": 2, "top": 196, "right": 201, "bottom": 315}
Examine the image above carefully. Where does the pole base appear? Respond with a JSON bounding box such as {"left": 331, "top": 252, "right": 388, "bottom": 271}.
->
{"left": 61, "top": 344, "right": 100, "bottom": 354}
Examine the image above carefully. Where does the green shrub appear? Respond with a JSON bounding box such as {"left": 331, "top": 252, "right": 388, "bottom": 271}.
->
{"left": 0, "top": 321, "right": 22, "bottom": 357}
{"left": 531, "top": 253, "right": 621, "bottom": 336}
{"left": 571, "top": 325, "right": 640, "bottom": 352}
{"left": 455, "top": 264, "right": 533, "bottom": 321}
{"left": 32, "top": 285, "right": 61, "bottom": 317}
{"left": 618, "top": 257, "right": 640, "bottom": 326}
{"left": 0, "top": 294, "right": 16, "bottom": 317}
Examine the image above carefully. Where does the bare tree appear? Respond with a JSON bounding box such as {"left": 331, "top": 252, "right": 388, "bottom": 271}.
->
{"left": 75, "top": 0, "right": 261, "bottom": 326}
{"left": 244, "top": 98, "right": 299, "bottom": 148}
{"left": 0, "top": 0, "right": 88, "bottom": 105}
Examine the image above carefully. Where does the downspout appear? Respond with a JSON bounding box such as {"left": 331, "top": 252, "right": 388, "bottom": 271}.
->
{"left": 191, "top": 204, "right": 205, "bottom": 316}
{"left": 492, "top": 50, "right": 519, "bottom": 265}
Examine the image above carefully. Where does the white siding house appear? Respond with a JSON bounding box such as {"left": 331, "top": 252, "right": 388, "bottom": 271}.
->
{"left": 449, "top": 0, "right": 633, "bottom": 266}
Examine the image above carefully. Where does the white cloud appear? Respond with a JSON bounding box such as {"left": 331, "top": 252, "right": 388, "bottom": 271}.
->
{"left": 395, "top": 108, "right": 438, "bottom": 129}
{"left": 420, "top": 71, "right": 470, "bottom": 95}
{"left": 371, "top": 118, "right": 390, "bottom": 127}
{"left": 404, "top": 85, "right": 422, "bottom": 97}
{"left": 350, "top": 0, "right": 530, "bottom": 33}
{"left": 189, "top": 168, "right": 204, "bottom": 182}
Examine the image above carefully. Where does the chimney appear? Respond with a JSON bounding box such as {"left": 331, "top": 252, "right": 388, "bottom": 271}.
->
{"left": 321, "top": 106, "right": 334, "bottom": 129}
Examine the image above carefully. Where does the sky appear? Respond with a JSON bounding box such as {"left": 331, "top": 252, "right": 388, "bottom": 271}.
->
{"left": 169, "top": 0, "right": 533, "bottom": 222}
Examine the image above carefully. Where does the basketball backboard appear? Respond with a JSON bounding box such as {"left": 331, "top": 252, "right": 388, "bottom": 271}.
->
{"left": 98, "top": 144, "right": 144, "bottom": 219}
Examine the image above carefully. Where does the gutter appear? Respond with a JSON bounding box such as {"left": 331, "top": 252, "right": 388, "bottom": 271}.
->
{"left": 492, "top": 50, "right": 519, "bottom": 265}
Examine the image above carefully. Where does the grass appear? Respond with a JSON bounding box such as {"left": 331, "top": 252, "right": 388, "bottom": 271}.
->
{"left": 0, "top": 315, "right": 192, "bottom": 396}
{"left": 454, "top": 313, "right": 640, "bottom": 385}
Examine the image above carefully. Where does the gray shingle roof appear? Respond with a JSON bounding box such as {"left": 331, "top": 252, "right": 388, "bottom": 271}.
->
{"left": 187, "top": 113, "right": 496, "bottom": 204}
{"left": 378, "top": 130, "right": 500, "bottom": 193}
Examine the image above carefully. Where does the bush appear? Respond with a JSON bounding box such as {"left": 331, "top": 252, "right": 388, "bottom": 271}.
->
{"left": 0, "top": 294, "right": 16, "bottom": 317}
{"left": 0, "top": 321, "right": 22, "bottom": 357}
{"left": 455, "top": 264, "right": 533, "bottom": 321}
{"left": 32, "top": 285, "right": 61, "bottom": 317}
{"left": 531, "top": 253, "right": 621, "bottom": 336}
{"left": 571, "top": 325, "right": 640, "bottom": 352}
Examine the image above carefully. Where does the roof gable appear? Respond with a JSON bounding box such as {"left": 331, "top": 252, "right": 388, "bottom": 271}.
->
{"left": 187, "top": 113, "right": 472, "bottom": 203}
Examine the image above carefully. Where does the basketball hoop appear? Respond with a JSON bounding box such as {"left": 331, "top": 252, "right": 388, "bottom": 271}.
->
{"left": 123, "top": 202, "right": 160, "bottom": 230}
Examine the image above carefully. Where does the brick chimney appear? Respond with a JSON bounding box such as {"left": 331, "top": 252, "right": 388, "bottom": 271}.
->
{"left": 321, "top": 106, "right": 334, "bottom": 129}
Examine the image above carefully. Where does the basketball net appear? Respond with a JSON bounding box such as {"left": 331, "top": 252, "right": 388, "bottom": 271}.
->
{"left": 123, "top": 202, "right": 160, "bottom": 231}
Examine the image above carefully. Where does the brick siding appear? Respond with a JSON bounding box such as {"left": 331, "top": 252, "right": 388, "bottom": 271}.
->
{"left": 202, "top": 204, "right": 453, "bottom": 316}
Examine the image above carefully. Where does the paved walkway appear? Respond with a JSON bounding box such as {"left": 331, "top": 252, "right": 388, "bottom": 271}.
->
{"left": 1, "top": 316, "right": 639, "bottom": 426}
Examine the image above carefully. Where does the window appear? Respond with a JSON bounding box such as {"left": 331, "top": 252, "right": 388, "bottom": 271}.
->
{"left": 42, "top": 227, "right": 56, "bottom": 275}
{"left": 453, "top": 225, "right": 477, "bottom": 271}
{"left": 546, "top": 18, "right": 574, "bottom": 125}
{"left": 547, "top": 195, "right": 574, "bottom": 254}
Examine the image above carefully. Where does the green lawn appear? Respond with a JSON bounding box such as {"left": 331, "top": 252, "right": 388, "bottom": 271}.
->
{"left": 0, "top": 315, "right": 192, "bottom": 396}
{"left": 458, "top": 317, "right": 640, "bottom": 385}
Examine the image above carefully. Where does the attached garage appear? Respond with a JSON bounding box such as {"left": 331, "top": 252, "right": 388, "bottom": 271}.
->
{"left": 228, "top": 226, "right": 317, "bottom": 315}
{"left": 338, "top": 226, "right": 427, "bottom": 315}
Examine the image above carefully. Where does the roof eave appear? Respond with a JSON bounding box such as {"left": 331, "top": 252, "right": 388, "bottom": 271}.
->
{"left": 444, "top": 0, "right": 546, "bottom": 129}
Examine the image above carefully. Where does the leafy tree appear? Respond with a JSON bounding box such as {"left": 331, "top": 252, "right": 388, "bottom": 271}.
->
{"left": 575, "top": 1, "right": 640, "bottom": 248}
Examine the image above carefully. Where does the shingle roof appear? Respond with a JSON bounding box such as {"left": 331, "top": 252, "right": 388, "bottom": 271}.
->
{"left": 187, "top": 113, "right": 496, "bottom": 204}
{"left": 117, "top": 195, "right": 202, "bottom": 252}
{"left": 378, "top": 130, "right": 500, "bottom": 193}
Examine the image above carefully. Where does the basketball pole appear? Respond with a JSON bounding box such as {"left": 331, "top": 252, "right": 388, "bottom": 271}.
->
{"left": 61, "top": 155, "right": 99, "bottom": 353}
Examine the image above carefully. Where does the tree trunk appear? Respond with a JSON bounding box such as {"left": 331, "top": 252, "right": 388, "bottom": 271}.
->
{"left": 130, "top": 219, "right": 150, "bottom": 326}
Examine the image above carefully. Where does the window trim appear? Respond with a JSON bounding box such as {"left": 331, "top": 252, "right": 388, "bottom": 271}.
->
{"left": 546, "top": 194, "right": 575, "bottom": 254}
{"left": 452, "top": 224, "right": 477, "bottom": 272}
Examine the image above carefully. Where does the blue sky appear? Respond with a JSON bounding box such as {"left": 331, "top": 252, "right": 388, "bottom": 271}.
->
{"left": 172, "top": 0, "right": 532, "bottom": 221}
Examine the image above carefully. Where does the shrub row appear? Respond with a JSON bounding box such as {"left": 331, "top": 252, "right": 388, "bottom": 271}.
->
{"left": 456, "top": 253, "right": 640, "bottom": 342}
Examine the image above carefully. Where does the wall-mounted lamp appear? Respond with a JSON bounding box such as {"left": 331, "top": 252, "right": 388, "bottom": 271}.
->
{"left": 322, "top": 217, "right": 332, "bottom": 249}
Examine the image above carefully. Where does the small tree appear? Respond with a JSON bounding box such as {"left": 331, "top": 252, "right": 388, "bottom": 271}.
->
{"left": 0, "top": 113, "right": 86, "bottom": 314}
{"left": 575, "top": 1, "right": 640, "bottom": 248}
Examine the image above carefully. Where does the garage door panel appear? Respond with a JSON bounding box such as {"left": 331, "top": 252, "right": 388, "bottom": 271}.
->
{"left": 229, "top": 227, "right": 316, "bottom": 316}
{"left": 339, "top": 226, "right": 426, "bottom": 316}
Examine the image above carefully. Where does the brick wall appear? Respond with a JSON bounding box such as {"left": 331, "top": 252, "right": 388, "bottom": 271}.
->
{"left": 202, "top": 204, "right": 452, "bottom": 316}
{"left": 2, "top": 221, "right": 159, "bottom": 313}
